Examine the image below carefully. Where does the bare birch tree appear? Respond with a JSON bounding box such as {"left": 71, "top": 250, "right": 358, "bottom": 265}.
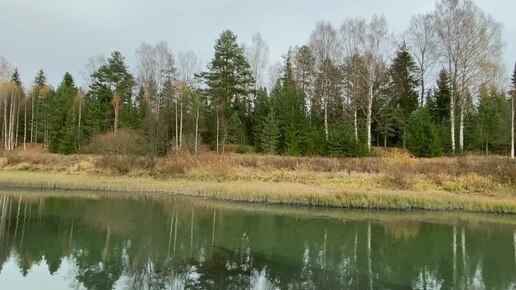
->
{"left": 0, "top": 57, "right": 13, "bottom": 82}
{"left": 1, "top": 82, "right": 20, "bottom": 150}
{"left": 434, "top": 0, "right": 503, "bottom": 153}
{"left": 340, "top": 18, "right": 366, "bottom": 142}
{"left": 136, "top": 41, "right": 176, "bottom": 117}
{"left": 80, "top": 54, "right": 106, "bottom": 88}
{"left": 177, "top": 50, "right": 201, "bottom": 85}
{"left": 309, "top": 21, "right": 340, "bottom": 138}
{"left": 361, "top": 15, "right": 392, "bottom": 151}
{"left": 267, "top": 61, "right": 283, "bottom": 90}
{"left": 244, "top": 32, "right": 270, "bottom": 90}
{"left": 405, "top": 13, "right": 438, "bottom": 106}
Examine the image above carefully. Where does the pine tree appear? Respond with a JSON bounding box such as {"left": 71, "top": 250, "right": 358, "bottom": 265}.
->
{"left": 198, "top": 30, "right": 254, "bottom": 153}
{"left": 88, "top": 51, "right": 135, "bottom": 134}
{"left": 293, "top": 45, "right": 315, "bottom": 98}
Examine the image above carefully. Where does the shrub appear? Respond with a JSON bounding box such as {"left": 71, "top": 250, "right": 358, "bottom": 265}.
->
{"left": 406, "top": 108, "right": 442, "bottom": 157}
{"left": 236, "top": 144, "right": 248, "bottom": 154}
{"left": 85, "top": 130, "right": 149, "bottom": 173}
{"left": 327, "top": 124, "right": 367, "bottom": 157}
{"left": 380, "top": 150, "right": 418, "bottom": 189}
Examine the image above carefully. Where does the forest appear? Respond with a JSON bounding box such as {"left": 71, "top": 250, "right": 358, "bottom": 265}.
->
{"left": 0, "top": 0, "right": 515, "bottom": 161}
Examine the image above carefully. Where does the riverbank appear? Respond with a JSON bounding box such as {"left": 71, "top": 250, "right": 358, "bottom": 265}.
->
{"left": 0, "top": 149, "right": 515, "bottom": 213}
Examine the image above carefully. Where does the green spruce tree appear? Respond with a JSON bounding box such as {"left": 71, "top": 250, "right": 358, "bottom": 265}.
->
{"left": 389, "top": 43, "right": 420, "bottom": 148}
{"left": 260, "top": 110, "right": 280, "bottom": 154}
{"left": 406, "top": 108, "right": 442, "bottom": 157}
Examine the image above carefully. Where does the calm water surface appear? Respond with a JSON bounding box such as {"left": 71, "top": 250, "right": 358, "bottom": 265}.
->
{"left": 0, "top": 191, "right": 514, "bottom": 290}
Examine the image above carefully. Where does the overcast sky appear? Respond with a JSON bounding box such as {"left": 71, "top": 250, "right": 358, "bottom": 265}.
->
{"left": 1, "top": 0, "right": 515, "bottom": 88}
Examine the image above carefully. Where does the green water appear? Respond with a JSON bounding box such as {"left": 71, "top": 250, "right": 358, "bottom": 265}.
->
{"left": 0, "top": 192, "right": 514, "bottom": 290}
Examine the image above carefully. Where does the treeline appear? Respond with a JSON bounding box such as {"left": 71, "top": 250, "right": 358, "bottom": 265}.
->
{"left": 0, "top": 0, "right": 515, "bottom": 159}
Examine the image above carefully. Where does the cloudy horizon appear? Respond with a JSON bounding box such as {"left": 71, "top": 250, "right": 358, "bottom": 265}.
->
{"left": 1, "top": 0, "right": 515, "bottom": 89}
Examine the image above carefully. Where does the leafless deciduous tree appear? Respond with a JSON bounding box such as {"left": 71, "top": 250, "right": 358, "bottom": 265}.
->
{"left": 1, "top": 82, "right": 21, "bottom": 150}
{"left": 135, "top": 41, "right": 176, "bottom": 117}
{"left": 434, "top": 0, "right": 503, "bottom": 153}
{"left": 0, "top": 57, "right": 13, "bottom": 82}
{"left": 80, "top": 54, "right": 106, "bottom": 88}
{"left": 361, "top": 15, "right": 392, "bottom": 151}
{"left": 244, "top": 32, "right": 270, "bottom": 90}
{"left": 293, "top": 45, "right": 316, "bottom": 106}
{"left": 340, "top": 18, "right": 366, "bottom": 142}
{"left": 177, "top": 50, "right": 201, "bottom": 85}
{"left": 405, "top": 13, "right": 437, "bottom": 106}
{"left": 267, "top": 61, "right": 283, "bottom": 90}
{"left": 309, "top": 21, "right": 340, "bottom": 138}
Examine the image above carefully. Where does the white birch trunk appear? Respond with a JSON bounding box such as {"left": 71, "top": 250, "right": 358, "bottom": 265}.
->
{"left": 23, "top": 101, "right": 27, "bottom": 151}
{"left": 459, "top": 101, "right": 464, "bottom": 152}
{"left": 179, "top": 101, "right": 183, "bottom": 150}
{"left": 30, "top": 94, "right": 34, "bottom": 143}
{"left": 15, "top": 91, "right": 20, "bottom": 148}
{"left": 175, "top": 98, "right": 179, "bottom": 153}
{"left": 450, "top": 91, "right": 456, "bottom": 154}
{"left": 354, "top": 109, "right": 358, "bottom": 143}
{"left": 324, "top": 95, "right": 329, "bottom": 139}
{"left": 195, "top": 104, "right": 199, "bottom": 155}
{"left": 366, "top": 83, "right": 373, "bottom": 152}
{"left": 511, "top": 93, "right": 514, "bottom": 159}
{"left": 216, "top": 109, "right": 220, "bottom": 154}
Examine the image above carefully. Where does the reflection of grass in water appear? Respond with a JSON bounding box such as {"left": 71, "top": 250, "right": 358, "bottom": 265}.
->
{"left": 0, "top": 170, "right": 516, "bottom": 215}
{"left": 3, "top": 186, "right": 516, "bottom": 232}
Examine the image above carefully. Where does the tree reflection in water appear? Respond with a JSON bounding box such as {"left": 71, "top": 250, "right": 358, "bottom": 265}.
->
{"left": 0, "top": 194, "right": 514, "bottom": 289}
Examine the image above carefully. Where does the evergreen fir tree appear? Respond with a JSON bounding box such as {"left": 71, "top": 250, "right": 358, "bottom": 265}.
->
{"left": 11, "top": 68, "right": 22, "bottom": 87}
{"left": 252, "top": 88, "right": 271, "bottom": 152}
{"left": 260, "top": 110, "right": 280, "bottom": 154}
{"left": 406, "top": 108, "right": 442, "bottom": 157}
{"left": 49, "top": 72, "right": 77, "bottom": 153}
{"left": 428, "top": 70, "right": 451, "bottom": 123}
{"left": 388, "top": 43, "right": 420, "bottom": 147}
{"left": 227, "top": 111, "right": 245, "bottom": 144}
{"left": 271, "top": 54, "right": 309, "bottom": 155}
{"left": 472, "top": 85, "right": 511, "bottom": 154}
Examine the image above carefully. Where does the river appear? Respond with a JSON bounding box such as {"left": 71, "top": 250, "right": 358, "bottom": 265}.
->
{"left": 0, "top": 191, "right": 514, "bottom": 289}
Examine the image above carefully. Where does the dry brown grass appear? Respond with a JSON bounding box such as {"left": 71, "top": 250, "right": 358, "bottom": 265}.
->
{"left": 0, "top": 147, "right": 515, "bottom": 213}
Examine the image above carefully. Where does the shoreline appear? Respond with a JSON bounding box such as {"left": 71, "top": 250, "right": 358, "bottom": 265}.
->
{"left": 0, "top": 170, "right": 515, "bottom": 214}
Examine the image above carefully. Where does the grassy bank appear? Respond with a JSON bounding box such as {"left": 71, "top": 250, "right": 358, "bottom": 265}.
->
{"left": 0, "top": 148, "right": 515, "bottom": 213}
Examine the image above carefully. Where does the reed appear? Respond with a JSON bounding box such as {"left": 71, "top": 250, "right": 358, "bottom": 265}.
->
{"left": 0, "top": 170, "right": 515, "bottom": 214}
